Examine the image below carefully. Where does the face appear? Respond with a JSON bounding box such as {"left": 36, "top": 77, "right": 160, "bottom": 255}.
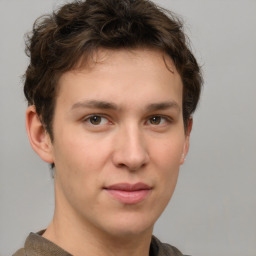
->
{"left": 44, "top": 49, "right": 190, "bottom": 238}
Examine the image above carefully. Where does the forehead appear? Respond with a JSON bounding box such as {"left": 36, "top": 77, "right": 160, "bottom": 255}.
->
{"left": 76, "top": 48, "right": 177, "bottom": 76}
{"left": 56, "top": 48, "right": 183, "bottom": 110}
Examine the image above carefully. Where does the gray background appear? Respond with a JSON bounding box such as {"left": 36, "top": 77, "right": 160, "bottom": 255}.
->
{"left": 0, "top": 0, "right": 255, "bottom": 256}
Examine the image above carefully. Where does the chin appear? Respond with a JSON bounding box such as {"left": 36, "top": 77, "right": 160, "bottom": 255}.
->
{"left": 101, "top": 213, "right": 155, "bottom": 238}
{"left": 107, "top": 226, "right": 153, "bottom": 240}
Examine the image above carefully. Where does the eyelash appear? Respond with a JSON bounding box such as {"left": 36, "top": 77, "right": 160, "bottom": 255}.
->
{"left": 83, "top": 114, "right": 110, "bottom": 126}
{"left": 82, "top": 114, "right": 173, "bottom": 127}
{"left": 146, "top": 115, "right": 172, "bottom": 126}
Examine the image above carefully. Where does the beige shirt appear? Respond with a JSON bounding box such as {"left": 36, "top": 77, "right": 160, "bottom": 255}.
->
{"left": 13, "top": 231, "right": 185, "bottom": 256}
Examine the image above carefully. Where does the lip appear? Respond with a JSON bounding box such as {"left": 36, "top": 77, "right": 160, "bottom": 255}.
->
{"left": 104, "top": 183, "right": 152, "bottom": 205}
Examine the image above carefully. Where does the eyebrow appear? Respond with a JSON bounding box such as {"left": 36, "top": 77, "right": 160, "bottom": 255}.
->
{"left": 146, "top": 101, "right": 180, "bottom": 112}
{"left": 71, "top": 100, "right": 119, "bottom": 111}
{"left": 71, "top": 99, "right": 180, "bottom": 112}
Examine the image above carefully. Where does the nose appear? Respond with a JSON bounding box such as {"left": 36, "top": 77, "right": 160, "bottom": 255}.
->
{"left": 112, "top": 125, "right": 149, "bottom": 171}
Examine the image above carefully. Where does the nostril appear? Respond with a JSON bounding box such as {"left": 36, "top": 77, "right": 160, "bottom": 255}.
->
{"left": 114, "top": 155, "right": 148, "bottom": 171}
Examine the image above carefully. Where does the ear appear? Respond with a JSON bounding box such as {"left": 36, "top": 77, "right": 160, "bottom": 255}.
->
{"left": 180, "top": 118, "right": 193, "bottom": 165}
{"left": 26, "top": 105, "right": 54, "bottom": 164}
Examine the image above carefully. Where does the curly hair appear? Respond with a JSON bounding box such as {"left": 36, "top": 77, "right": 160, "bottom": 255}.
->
{"left": 24, "top": 0, "right": 203, "bottom": 139}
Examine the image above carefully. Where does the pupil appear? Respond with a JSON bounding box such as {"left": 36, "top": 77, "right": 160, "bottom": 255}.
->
{"left": 90, "top": 116, "right": 101, "bottom": 125}
{"left": 151, "top": 116, "right": 161, "bottom": 125}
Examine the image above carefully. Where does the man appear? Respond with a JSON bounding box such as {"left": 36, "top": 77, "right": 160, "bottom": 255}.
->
{"left": 13, "top": 0, "right": 202, "bottom": 255}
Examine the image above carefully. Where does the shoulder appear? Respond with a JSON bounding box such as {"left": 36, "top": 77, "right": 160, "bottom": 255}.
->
{"left": 12, "top": 231, "right": 72, "bottom": 256}
{"left": 12, "top": 248, "right": 25, "bottom": 256}
{"left": 151, "top": 236, "right": 184, "bottom": 256}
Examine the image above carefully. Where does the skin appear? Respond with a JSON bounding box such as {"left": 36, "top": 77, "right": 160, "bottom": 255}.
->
{"left": 26, "top": 48, "right": 192, "bottom": 256}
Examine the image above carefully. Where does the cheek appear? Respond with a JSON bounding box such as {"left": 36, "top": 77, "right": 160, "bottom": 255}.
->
{"left": 53, "top": 137, "right": 105, "bottom": 208}
{"left": 151, "top": 137, "right": 185, "bottom": 169}
{"left": 54, "top": 131, "right": 110, "bottom": 169}
{"left": 149, "top": 135, "right": 184, "bottom": 197}
{"left": 52, "top": 133, "right": 113, "bottom": 198}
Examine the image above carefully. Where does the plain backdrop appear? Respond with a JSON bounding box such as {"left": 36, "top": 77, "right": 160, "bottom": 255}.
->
{"left": 0, "top": 1, "right": 255, "bottom": 256}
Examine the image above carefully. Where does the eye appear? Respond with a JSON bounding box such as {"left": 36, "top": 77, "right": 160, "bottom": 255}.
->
{"left": 85, "top": 115, "right": 109, "bottom": 126}
{"left": 147, "top": 115, "right": 170, "bottom": 125}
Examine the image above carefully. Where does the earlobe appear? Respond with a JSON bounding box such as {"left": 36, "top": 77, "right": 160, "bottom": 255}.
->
{"left": 180, "top": 118, "right": 193, "bottom": 165}
{"left": 180, "top": 150, "right": 186, "bottom": 165}
{"left": 26, "top": 105, "right": 54, "bottom": 164}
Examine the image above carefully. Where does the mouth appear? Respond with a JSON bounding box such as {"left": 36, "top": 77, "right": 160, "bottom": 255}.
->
{"left": 103, "top": 183, "right": 152, "bottom": 205}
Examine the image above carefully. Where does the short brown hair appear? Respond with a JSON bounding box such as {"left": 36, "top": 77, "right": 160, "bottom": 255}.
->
{"left": 24, "top": 0, "right": 203, "bottom": 139}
